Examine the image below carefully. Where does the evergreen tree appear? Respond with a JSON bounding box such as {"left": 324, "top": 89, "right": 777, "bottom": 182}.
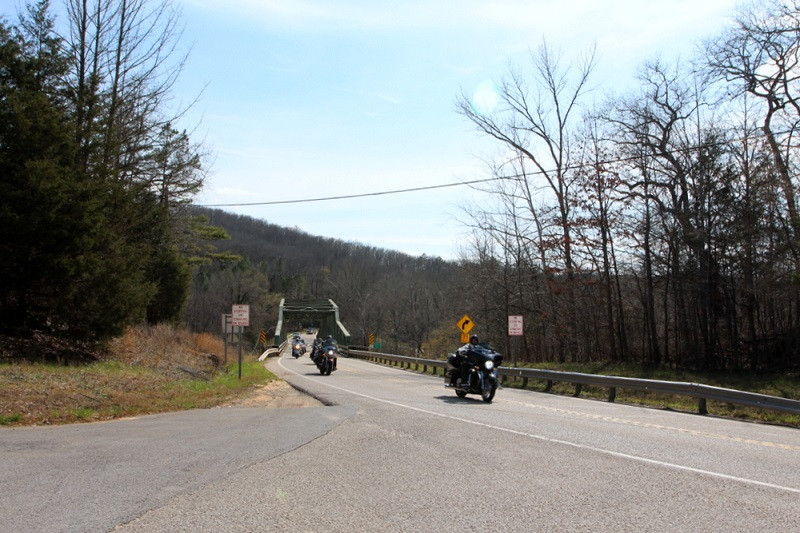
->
{"left": 0, "top": 3, "right": 158, "bottom": 340}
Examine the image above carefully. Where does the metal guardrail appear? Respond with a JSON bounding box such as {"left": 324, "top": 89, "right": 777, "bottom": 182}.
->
{"left": 342, "top": 348, "right": 800, "bottom": 416}
{"left": 259, "top": 340, "right": 288, "bottom": 361}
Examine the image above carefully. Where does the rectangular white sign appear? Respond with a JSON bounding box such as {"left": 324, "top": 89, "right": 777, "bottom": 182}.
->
{"left": 508, "top": 315, "right": 524, "bottom": 336}
{"left": 232, "top": 304, "right": 250, "bottom": 327}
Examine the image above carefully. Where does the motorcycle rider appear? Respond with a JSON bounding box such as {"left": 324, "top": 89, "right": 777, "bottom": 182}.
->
{"left": 323, "top": 335, "right": 338, "bottom": 370}
{"left": 462, "top": 334, "right": 480, "bottom": 349}
{"left": 455, "top": 334, "right": 480, "bottom": 387}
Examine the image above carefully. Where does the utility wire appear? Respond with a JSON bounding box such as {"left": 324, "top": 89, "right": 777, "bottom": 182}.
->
{"left": 194, "top": 127, "right": 789, "bottom": 208}
{"left": 195, "top": 177, "right": 501, "bottom": 207}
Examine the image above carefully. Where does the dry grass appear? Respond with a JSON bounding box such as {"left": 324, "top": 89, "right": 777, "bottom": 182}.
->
{"left": 104, "top": 324, "right": 223, "bottom": 380}
{"left": 0, "top": 325, "right": 275, "bottom": 426}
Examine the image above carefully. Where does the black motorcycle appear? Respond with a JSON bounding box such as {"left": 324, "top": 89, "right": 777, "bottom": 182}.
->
{"left": 291, "top": 338, "right": 306, "bottom": 358}
{"left": 313, "top": 343, "right": 337, "bottom": 375}
{"left": 445, "top": 344, "right": 502, "bottom": 402}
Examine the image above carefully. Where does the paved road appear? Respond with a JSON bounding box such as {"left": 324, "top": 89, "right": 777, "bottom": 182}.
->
{"left": 3, "top": 344, "right": 799, "bottom": 531}
{"left": 119, "top": 350, "right": 799, "bottom": 532}
{"left": 0, "top": 399, "right": 354, "bottom": 532}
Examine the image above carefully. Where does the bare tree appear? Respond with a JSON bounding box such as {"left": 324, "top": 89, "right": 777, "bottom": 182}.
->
{"left": 572, "top": 115, "right": 631, "bottom": 361}
{"left": 63, "top": 0, "right": 191, "bottom": 184}
{"left": 457, "top": 42, "right": 596, "bottom": 279}
{"left": 705, "top": 0, "right": 800, "bottom": 263}
{"left": 457, "top": 41, "right": 597, "bottom": 361}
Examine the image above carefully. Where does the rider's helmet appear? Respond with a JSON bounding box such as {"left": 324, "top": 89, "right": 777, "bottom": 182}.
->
{"left": 469, "top": 334, "right": 479, "bottom": 345}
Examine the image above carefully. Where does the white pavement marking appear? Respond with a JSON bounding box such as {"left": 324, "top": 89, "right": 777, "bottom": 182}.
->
{"left": 278, "top": 356, "right": 800, "bottom": 495}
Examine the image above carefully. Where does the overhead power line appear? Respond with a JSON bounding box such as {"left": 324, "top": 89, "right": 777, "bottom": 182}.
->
{"left": 194, "top": 177, "right": 501, "bottom": 207}
{"left": 194, "top": 128, "right": 792, "bottom": 208}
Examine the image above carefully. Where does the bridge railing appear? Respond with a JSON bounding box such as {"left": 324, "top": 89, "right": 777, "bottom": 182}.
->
{"left": 342, "top": 348, "right": 800, "bottom": 416}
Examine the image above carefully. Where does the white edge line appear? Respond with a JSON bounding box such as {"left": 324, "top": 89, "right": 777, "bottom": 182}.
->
{"left": 277, "top": 357, "right": 800, "bottom": 495}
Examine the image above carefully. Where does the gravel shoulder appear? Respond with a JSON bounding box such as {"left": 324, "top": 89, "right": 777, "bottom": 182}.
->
{"left": 224, "top": 377, "right": 324, "bottom": 408}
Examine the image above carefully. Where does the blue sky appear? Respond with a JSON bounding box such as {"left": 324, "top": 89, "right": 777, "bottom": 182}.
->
{"left": 4, "top": 0, "right": 744, "bottom": 259}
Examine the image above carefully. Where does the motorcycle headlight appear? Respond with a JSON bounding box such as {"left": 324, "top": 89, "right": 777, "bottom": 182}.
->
{"left": 327, "top": 349, "right": 334, "bottom": 356}
{"left": 485, "top": 360, "right": 494, "bottom": 370}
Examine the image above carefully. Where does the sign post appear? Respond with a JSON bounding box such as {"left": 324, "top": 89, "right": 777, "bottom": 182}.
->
{"left": 232, "top": 305, "right": 250, "bottom": 379}
{"left": 508, "top": 315, "right": 524, "bottom": 367}
{"left": 221, "top": 314, "right": 232, "bottom": 365}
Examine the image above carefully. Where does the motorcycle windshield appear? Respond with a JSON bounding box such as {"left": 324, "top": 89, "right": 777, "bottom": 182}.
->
{"left": 465, "top": 346, "right": 502, "bottom": 366}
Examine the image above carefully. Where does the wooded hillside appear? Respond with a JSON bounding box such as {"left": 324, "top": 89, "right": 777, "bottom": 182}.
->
{"left": 184, "top": 207, "right": 461, "bottom": 353}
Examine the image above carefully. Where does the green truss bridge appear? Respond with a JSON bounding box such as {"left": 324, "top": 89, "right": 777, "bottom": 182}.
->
{"left": 273, "top": 299, "right": 351, "bottom": 346}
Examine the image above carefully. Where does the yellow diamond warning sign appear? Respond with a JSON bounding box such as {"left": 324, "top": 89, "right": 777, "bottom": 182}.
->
{"left": 456, "top": 315, "right": 474, "bottom": 333}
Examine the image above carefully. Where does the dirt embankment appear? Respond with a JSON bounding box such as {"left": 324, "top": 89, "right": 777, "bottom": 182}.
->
{"left": 224, "top": 379, "right": 322, "bottom": 408}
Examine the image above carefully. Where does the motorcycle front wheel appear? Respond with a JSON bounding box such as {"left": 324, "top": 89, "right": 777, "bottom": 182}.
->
{"left": 481, "top": 384, "right": 496, "bottom": 403}
{"left": 455, "top": 390, "right": 467, "bottom": 398}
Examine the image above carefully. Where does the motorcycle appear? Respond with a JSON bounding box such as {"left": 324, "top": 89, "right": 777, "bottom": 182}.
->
{"left": 314, "top": 344, "right": 338, "bottom": 375}
{"left": 291, "top": 339, "right": 306, "bottom": 358}
{"left": 445, "top": 344, "right": 502, "bottom": 402}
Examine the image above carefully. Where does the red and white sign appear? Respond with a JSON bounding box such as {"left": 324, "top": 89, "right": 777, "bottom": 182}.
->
{"left": 232, "top": 304, "right": 250, "bottom": 327}
{"left": 508, "top": 315, "right": 524, "bottom": 336}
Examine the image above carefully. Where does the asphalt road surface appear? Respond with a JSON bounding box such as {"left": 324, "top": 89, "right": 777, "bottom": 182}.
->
{"left": 2, "top": 340, "right": 799, "bottom": 532}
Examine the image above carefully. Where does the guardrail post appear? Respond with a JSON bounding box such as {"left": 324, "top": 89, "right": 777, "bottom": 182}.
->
{"left": 608, "top": 387, "right": 617, "bottom": 403}
{"left": 573, "top": 383, "right": 583, "bottom": 397}
{"left": 698, "top": 398, "right": 708, "bottom": 415}
{"left": 544, "top": 379, "right": 553, "bottom": 392}
{"left": 522, "top": 377, "right": 528, "bottom": 389}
